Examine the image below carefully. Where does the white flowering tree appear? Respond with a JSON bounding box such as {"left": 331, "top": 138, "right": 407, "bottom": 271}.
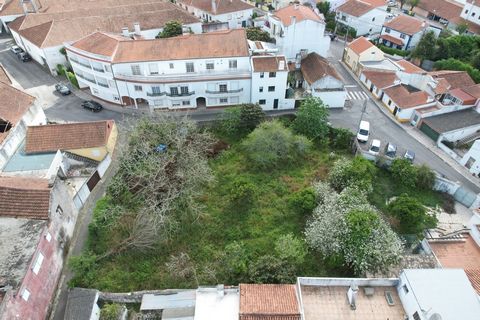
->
{"left": 305, "top": 182, "right": 402, "bottom": 275}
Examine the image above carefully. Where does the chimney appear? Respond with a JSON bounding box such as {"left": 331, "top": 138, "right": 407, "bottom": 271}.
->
{"left": 134, "top": 22, "right": 141, "bottom": 35}
{"left": 347, "top": 282, "right": 359, "bottom": 310}
{"left": 30, "top": 0, "right": 38, "bottom": 12}
{"left": 294, "top": 3, "right": 299, "bottom": 10}
{"left": 211, "top": 0, "right": 217, "bottom": 14}
{"left": 278, "top": 59, "right": 285, "bottom": 70}
{"left": 121, "top": 27, "right": 129, "bottom": 37}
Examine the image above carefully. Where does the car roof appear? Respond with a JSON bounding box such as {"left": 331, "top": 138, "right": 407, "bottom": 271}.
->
{"left": 372, "top": 139, "right": 381, "bottom": 145}
{"left": 359, "top": 121, "right": 370, "bottom": 129}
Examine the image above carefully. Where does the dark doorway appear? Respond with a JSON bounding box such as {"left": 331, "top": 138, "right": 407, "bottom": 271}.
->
{"left": 196, "top": 97, "right": 206, "bottom": 109}
{"left": 273, "top": 99, "right": 279, "bottom": 109}
{"left": 87, "top": 171, "right": 101, "bottom": 191}
{"left": 122, "top": 96, "right": 134, "bottom": 106}
{"left": 393, "top": 106, "right": 399, "bottom": 115}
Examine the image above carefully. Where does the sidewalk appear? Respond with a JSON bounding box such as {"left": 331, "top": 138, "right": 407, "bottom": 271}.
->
{"left": 337, "top": 60, "right": 480, "bottom": 190}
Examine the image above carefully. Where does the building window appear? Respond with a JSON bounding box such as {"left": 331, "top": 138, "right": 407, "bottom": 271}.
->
{"left": 372, "top": 17, "right": 375, "bottom": 21}
{"left": 134, "top": 85, "right": 142, "bottom": 92}
{"left": 172, "top": 101, "right": 181, "bottom": 107}
{"left": 45, "top": 232, "right": 52, "bottom": 242}
{"left": 206, "top": 61, "right": 215, "bottom": 70}
{"left": 22, "top": 288, "right": 30, "bottom": 301}
{"left": 152, "top": 86, "right": 161, "bottom": 94}
{"left": 220, "top": 97, "right": 228, "bottom": 103}
{"left": 413, "top": 312, "right": 421, "bottom": 320}
{"left": 180, "top": 86, "right": 189, "bottom": 95}
{"left": 388, "top": 100, "right": 392, "bottom": 106}
{"left": 402, "top": 285, "right": 409, "bottom": 294}
{"left": 472, "top": 12, "right": 476, "bottom": 17}
{"left": 32, "top": 253, "right": 44, "bottom": 275}
{"left": 268, "top": 86, "right": 275, "bottom": 92}
{"left": 400, "top": 33, "right": 406, "bottom": 39}
{"left": 104, "top": 65, "right": 112, "bottom": 73}
{"left": 170, "top": 87, "right": 179, "bottom": 96}
{"left": 260, "top": 72, "right": 264, "bottom": 78}
{"left": 186, "top": 62, "right": 195, "bottom": 73}
{"left": 269, "top": 72, "right": 276, "bottom": 78}
{"left": 229, "top": 60, "right": 237, "bottom": 69}
{"left": 182, "top": 100, "right": 190, "bottom": 106}
{"left": 149, "top": 63, "right": 159, "bottom": 75}
{"left": 219, "top": 84, "right": 228, "bottom": 92}
{"left": 259, "top": 99, "right": 266, "bottom": 105}
{"left": 56, "top": 205, "right": 63, "bottom": 215}
{"left": 131, "top": 65, "right": 141, "bottom": 75}
{"left": 385, "top": 27, "right": 391, "bottom": 33}
{"left": 259, "top": 86, "right": 264, "bottom": 92}
{"left": 466, "top": 10, "right": 469, "bottom": 14}
{"left": 169, "top": 63, "right": 174, "bottom": 69}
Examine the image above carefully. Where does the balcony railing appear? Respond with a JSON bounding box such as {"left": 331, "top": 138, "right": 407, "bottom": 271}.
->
{"left": 146, "top": 91, "right": 166, "bottom": 97}
{"left": 92, "top": 67, "right": 105, "bottom": 73}
{"left": 205, "top": 88, "right": 244, "bottom": 94}
{"left": 76, "top": 73, "right": 96, "bottom": 84}
{"left": 97, "top": 82, "right": 109, "bottom": 88}
{"left": 114, "top": 70, "right": 251, "bottom": 83}
{"left": 70, "top": 58, "right": 91, "bottom": 69}
{"left": 147, "top": 91, "right": 196, "bottom": 97}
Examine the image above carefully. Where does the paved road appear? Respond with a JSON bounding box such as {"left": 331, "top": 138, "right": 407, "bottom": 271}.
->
{"left": 327, "top": 40, "right": 480, "bottom": 193}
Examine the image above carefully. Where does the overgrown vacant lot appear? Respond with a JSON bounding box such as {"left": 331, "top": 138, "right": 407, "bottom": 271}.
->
{"left": 70, "top": 103, "right": 445, "bottom": 291}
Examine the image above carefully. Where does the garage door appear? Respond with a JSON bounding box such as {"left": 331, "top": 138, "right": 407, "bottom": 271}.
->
{"left": 420, "top": 122, "right": 440, "bottom": 141}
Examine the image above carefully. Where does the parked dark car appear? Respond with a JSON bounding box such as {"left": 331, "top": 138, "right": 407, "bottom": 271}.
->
{"left": 404, "top": 150, "right": 415, "bottom": 163}
{"left": 81, "top": 100, "right": 103, "bottom": 112}
{"left": 55, "top": 83, "right": 71, "bottom": 95}
{"left": 18, "top": 52, "right": 31, "bottom": 62}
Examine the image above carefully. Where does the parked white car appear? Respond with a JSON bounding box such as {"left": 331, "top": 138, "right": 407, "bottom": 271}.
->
{"left": 10, "top": 45, "right": 22, "bottom": 54}
{"left": 369, "top": 139, "right": 381, "bottom": 155}
{"left": 357, "top": 120, "right": 370, "bottom": 143}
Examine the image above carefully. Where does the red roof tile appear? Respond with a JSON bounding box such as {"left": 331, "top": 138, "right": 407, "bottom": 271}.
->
{"left": 25, "top": 120, "right": 114, "bottom": 154}
{"left": 338, "top": 0, "right": 386, "bottom": 17}
{"left": 362, "top": 70, "right": 399, "bottom": 89}
{"left": 273, "top": 4, "right": 323, "bottom": 26}
{"left": 380, "top": 34, "right": 404, "bottom": 46}
{"left": 348, "top": 36, "right": 374, "bottom": 55}
{"left": 301, "top": 52, "right": 342, "bottom": 84}
{"left": 239, "top": 284, "right": 300, "bottom": 320}
{"left": 396, "top": 59, "right": 424, "bottom": 74}
{"left": 417, "top": 0, "right": 462, "bottom": 20}
{"left": 384, "top": 15, "right": 426, "bottom": 35}
{"left": 178, "top": 0, "right": 254, "bottom": 15}
{"left": 429, "top": 70, "right": 475, "bottom": 90}
{"left": 383, "top": 84, "right": 431, "bottom": 108}
{"left": 0, "top": 176, "right": 50, "bottom": 220}
{"left": 252, "top": 55, "right": 287, "bottom": 72}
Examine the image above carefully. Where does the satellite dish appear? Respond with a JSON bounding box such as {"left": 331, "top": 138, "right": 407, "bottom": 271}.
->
{"left": 429, "top": 313, "right": 442, "bottom": 320}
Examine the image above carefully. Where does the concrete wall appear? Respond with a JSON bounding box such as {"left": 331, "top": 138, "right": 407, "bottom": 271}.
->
{"left": 337, "top": 7, "right": 389, "bottom": 35}
{"left": 178, "top": 2, "right": 253, "bottom": 29}
{"left": 251, "top": 69, "right": 291, "bottom": 110}
{"left": 460, "top": 140, "right": 480, "bottom": 175}
{"left": 440, "top": 123, "right": 480, "bottom": 143}
{"left": 312, "top": 90, "right": 347, "bottom": 108}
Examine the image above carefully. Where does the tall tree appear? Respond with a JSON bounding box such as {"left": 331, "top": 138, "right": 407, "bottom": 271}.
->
{"left": 292, "top": 97, "right": 329, "bottom": 141}
{"left": 408, "top": 0, "right": 420, "bottom": 10}
{"left": 157, "top": 20, "right": 183, "bottom": 38}
{"left": 411, "top": 31, "right": 437, "bottom": 61}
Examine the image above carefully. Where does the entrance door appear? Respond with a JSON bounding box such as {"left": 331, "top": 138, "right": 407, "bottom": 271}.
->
{"left": 393, "top": 106, "right": 399, "bottom": 115}
{"left": 273, "top": 99, "right": 279, "bottom": 109}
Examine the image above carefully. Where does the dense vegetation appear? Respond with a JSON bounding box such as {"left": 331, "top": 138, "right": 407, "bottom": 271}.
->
{"left": 69, "top": 101, "right": 443, "bottom": 291}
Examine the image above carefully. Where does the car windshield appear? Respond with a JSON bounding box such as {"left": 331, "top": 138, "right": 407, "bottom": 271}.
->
{"left": 370, "top": 146, "right": 379, "bottom": 152}
{"left": 359, "top": 129, "right": 368, "bottom": 135}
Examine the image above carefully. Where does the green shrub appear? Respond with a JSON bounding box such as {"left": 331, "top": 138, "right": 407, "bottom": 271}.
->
{"left": 390, "top": 158, "right": 417, "bottom": 188}
{"left": 292, "top": 97, "right": 329, "bottom": 141}
{"left": 217, "top": 104, "right": 265, "bottom": 138}
{"left": 100, "top": 303, "right": 122, "bottom": 320}
{"left": 229, "top": 177, "right": 257, "bottom": 206}
{"left": 388, "top": 194, "right": 437, "bottom": 235}
{"left": 56, "top": 64, "right": 65, "bottom": 76}
{"left": 223, "top": 241, "right": 249, "bottom": 282}
{"left": 68, "top": 253, "right": 98, "bottom": 288}
{"left": 328, "top": 156, "right": 376, "bottom": 192}
{"left": 377, "top": 44, "right": 410, "bottom": 57}
{"left": 274, "top": 233, "right": 307, "bottom": 264}
{"left": 66, "top": 71, "right": 79, "bottom": 88}
{"left": 329, "top": 127, "right": 354, "bottom": 150}
{"left": 434, "top": 58, "right": 480, "bottom": 83}
{"left": 246, "top": 27, "right": 274, "bottom": 42}
{"left": 416, "top": 164, "right": 436, "bottom": 190}
{"left": 288, "top": 187, "right": 317, "bottom": 214}
{"left": 157, "top": 20, "right": 182, "bottom": 38}
{"left": 248, "top": 255, "right": 296, "bottom": 284}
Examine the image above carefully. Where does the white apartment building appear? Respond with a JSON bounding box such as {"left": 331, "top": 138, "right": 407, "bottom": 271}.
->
{"left": 176, "top": 0, "right": 255, "bottom": 29}
{"left": 461, "top": 0, "right": 480, "bottom": 27}
{"left": 264, "top": 4, "right": 331, "bottom": 61}
{"left": 336, "top": 0, "right": 389, "bottom": 36}
{"left": 65, "top": 30, "right": 253, "bottom": 110}
{"left": 250, "top": 55, "right": 294, "bottom": 110}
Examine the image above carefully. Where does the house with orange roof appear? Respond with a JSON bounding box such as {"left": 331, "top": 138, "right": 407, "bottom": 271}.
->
{"left": 343, "top": 36, "right": 384, "bottom": 75}
{"left": 380, "top": 15, "right": 441, "bottom": 51}
{"left": 265, "top": 4, "right": 331, "bottom": 60}
{"left": 336, "top": 0, "right": 389, "bottom": 36}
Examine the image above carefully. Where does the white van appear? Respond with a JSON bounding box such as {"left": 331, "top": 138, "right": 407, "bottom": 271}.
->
{"left": 357, "top": 120, "right": 370, "bottom": 143}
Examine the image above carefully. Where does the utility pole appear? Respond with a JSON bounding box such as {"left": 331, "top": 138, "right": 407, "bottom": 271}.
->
{"left": 359, "top": 98, "right": 368, "bottom": 125}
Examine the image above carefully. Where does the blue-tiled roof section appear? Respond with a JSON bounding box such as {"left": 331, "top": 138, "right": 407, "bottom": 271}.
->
{"left": 3, "top": 141, "right": 55, "bottom": 172}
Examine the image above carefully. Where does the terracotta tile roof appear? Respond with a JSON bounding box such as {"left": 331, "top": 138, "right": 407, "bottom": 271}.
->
{"left": 384, "top": 15, "right": 426, "bottom": 35}
{"left": 0, "top": 176, "right": 50, "bottom": 220}
{"left": 417, "top": 0, "right": 462, "bottom": 20}
{"left": 348, "top": 36, "right": 374, "bottom": 55}
{"left": 178, "top": 0, "right": 254, "bottom": 15}
{"left": 0, "top": 64, "right": 12, "bottom": 84}
{"left": 273, "top": 4, "right": 323, "bottom": 26}
{"left": 396, "top": 59, "right": 424, "bottom": 74}
{"left": 337, "top": 0, "right": 386, "bottom": 17}
{"left": 112, "top": 29, "right": 249, "bottom": 63}
{"left": 449, "top": 88, "right": 477, "bottom": 105}
{"left": 8, "top": 2, "right": 200, "bottom": 48}
{"left": 239, "top": 284, "right": 300, "bottom": 320}
{"left": 429, "top": 70, "right": 475, "bottom": 90}
{"left": 301, "top": 52, "right": 342, "bottom": 84}
{"left": 362, "top": 70, "right": 399, "bottom": 89}
{"left": 70, "top": 32, "right": 130, "bottom": 57}
{"left": 252, "top": 55, "right": 287, "bottom": 72}
{"left": 380, "top": 34, "right": 404, "bottom": 46}
{"left": 25, "top": 120, "right": 114, "bottom": 154}
{"left": 429, "top": 235, "right": 480, "bottom": 294}
{"left": 463, "top": 84, "right": 480, "bottom": 99}
{"left": 383, "top": 84, "right": 431, "bottom": 108}
{"left": 0, "top": 82, "right": 35, "bottom": 144}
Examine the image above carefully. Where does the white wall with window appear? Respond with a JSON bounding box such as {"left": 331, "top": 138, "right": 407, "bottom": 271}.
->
{"left": 335, "top": 6, "right": 388, "bottom": 36}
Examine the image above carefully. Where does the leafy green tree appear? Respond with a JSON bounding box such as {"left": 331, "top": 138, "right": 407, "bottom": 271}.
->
{"left": 412, "top": 31, "right": 437, "bottom": 61}
{"left": 329, "top": 127, "right": 354, "bottom": 150}
{"left": 433, "top": 58, "right": 480, "bottom": 83}
{"left": 416, "top": 164, "right": 436, "bottom": 190}
{"left": 390, "top": 158, "right": 418, "bottom": 188}
{"left": 157, "top": 20, "right": 183, "bottom": 38}
{"left": 275, "top": 233, "right": 307, "bottom": 264}
{"left": 471, "top": 50, "right": 480, "bottom": 69}
{"left": 238, "top": 103, "right": 265, "bottom": 134}
{"left": 328, "top": 156, "right": 376, "bottom": 193}
{"left": 456, "top": 23, "right": 469, "bottom": 35}
{"left": 100, "top": 303, "right": 122, "bottom": 320}
{"left": 243, "top": 120, "right": 312, "bottom": 170}
{"left": 248, "top": 255, "right": 296, "bottom": 283}
{"left": 68, "top": 253, "right": 98, "bottom": 287}
{"left": 292, "top": 97, "right": 329, "bottom": 141}
{"left": 288, "top": 187, "right": 317, "bottom": 214}
{"left": 408, "top": 0, "right": 420, "bottom": 10}
{"left": 223, "top": 241, "right": 249, "bottom": 281}
{"left": 388, "top": 194, "right": 437, "bottom": 235}
{"left": 316, "top": 1, "right": 330, "bottom": 15}
{"left": 246, "top": 27, "right": 273, "bottom": 42}
{"left": 229, "top": 177, "right": 257, "bottom": 206}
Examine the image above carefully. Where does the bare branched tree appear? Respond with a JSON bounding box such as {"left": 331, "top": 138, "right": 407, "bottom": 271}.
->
{"left": 165, "top": 252, "right": 199, "bottom": 287}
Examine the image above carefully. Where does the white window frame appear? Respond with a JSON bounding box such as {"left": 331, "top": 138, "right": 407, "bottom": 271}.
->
{"left": 134, "top": 85, "right": 143, "bottom": 92}
{"left": 22, "top": 288, "right": 30, "bottom": 301}
{"left": 148, "top": 63, "right": 159, "bottom": 75}
{"left": 131, "top": 65, "right": 141, "bottom": 75}
{"left": 32, "top": 253, "right": 44, "bottom": 275}
{"left": 219, "top": 97, "right": 228, "bottom": 103}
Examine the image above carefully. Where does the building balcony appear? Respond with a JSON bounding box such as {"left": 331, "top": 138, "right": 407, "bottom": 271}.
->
{"left": 205, "top": 88, "right": 244, "bottom": 94}
{"left": 146, "top": 91, "right": 196, "bottom": 97}
{"left": 76, "top": 73, "right": 96, "bottom": 84}
{"left": 114, "top": 70, "right": 251, "bottom": 83}
{"left": 146, "top": 91, "right": 166, "bottom": 97}
{"left": 92, "top": 67, "right": 105, "bottom": 73}
{"left": 97, "top": 82, "right": 109, "bottom": 88}
{"left": 70, "top": 58, "right": 91, "bottom": 69}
